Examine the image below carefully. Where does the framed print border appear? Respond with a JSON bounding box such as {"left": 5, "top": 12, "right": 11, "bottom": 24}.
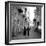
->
{"left": 5, "top": 1, "right": 45, "bottom": 45}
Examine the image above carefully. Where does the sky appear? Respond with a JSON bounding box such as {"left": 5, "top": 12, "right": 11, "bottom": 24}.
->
{"left": 26, "top": 7, "right": 36, "bottom": 26}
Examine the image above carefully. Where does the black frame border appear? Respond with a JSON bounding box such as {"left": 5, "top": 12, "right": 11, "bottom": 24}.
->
{"left": 5, "top": 1, "right": 45, "bottom": 45}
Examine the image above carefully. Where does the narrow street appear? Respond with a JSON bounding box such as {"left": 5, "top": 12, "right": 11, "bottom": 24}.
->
{"left": 12, "top": 30, "right": 41, "bottom": 40}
